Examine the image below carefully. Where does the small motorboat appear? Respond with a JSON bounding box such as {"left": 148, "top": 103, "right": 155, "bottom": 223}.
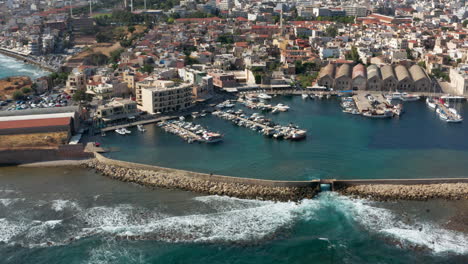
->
{"left": 115, "top": 128, "right": 126, "bottom": 135}
{"left": 302, "top": 94, "right": 309, "bottom": 100}
{"left": 137, "top": 125, "right": 146, "bottom": 132}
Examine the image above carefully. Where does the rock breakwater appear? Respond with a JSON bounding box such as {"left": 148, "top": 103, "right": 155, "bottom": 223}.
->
{"left": 85, "top": 159, "right": 319, "bottom": 202}
{"left": 337, "top": 183, "right": 468, "bottom": 201}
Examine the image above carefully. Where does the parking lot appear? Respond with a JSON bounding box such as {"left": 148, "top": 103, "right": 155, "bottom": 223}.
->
{"left": 0, "top": 92, "right": 72, "bottom": 111}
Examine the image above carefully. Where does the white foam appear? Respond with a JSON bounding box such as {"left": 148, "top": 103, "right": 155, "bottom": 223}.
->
{"left": 87, "top": 242, "right": 143, "bottom": 264}
{"left": 78, "top": 197, "right": 320, "bottom": 243}
{"left": 0, "top": 218, "right": 27, "bottom": 243}
{"left": 328, "top": 193, "right": 468, "bottom": 255}
{"left": 0, "top": 198, "right": 23, "bottom": 207}
{"left": 51, "top": 200, "right": 80, "bottom": 212}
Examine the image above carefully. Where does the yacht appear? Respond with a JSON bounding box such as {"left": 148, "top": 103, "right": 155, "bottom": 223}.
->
{"left": 426, "top": 97, "right": 437, "bottom": 110}
{"left": 288, "top": 130, "right": 307, "bottom": 140}
{"left": 400, "top": 93, "right": 420, "bottom": 101}
{"left": 115, "top": 128, "right": 126, "bottom": 135}
{"left": 385, "top": 92, "right": 403, "bottom": 101}
{"left": 258, "top": 93, "right": 272, "bottom": 100}
{"left": 274, "top": 103, "right": 290, "bottom": 112}
{"left": 202, "top": 132, "right": 223, "bottom": 143}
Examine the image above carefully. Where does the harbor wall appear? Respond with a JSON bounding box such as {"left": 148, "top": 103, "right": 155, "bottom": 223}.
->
{"left": 89, "top": 153, "right": 320, "bottom": 201}
{"left": 0, "top": 144, "right": 93, "bottom": 165}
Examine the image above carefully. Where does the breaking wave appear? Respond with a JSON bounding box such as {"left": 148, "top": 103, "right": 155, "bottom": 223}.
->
{"left": 328, "top": 193, "right": 468, "bottom": 255}
{"left": 0, "top": 193, "right": 466, "bottom": 256}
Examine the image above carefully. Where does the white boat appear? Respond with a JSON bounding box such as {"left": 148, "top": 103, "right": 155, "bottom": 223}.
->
{"left": 426, "top": 98, "right": 437, "bottom": 110}
{"left": 301, "top": 94, "right": 309, "bottom": 99}
{"left": 362, "top": 110, "right": 393, "bottom": 119}
{"left": 258, "top": 93, "right": 272, "bottom": 100}
{"left": 401, "top": 93, "right": 420, "bottom": 101}
{"left": 115, "top": 128, "right": 126, "bottom": 135}
{"left": 274, "top": 103, "right": 290, "bottom": 112}
{"left": 441, "top": 95, "right": 466, "bottom": 101}
{"left": 179, "top": 116, "right": 185, "bottom": 121}
{"left": 202, "top": 132, "right": 223, "bottom": 143}
{"left": 137, "top": 125, "right": 146, "bottom": 132}
{"left": 289, "top": 130, "right": 307, "bottom": 140}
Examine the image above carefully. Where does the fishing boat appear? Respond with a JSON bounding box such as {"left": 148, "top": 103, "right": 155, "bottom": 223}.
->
{"left": 362, "top": 110, "right": 393, "bottom": 119}
{"left": 137, "top": 125, "right": 146, "bottom": 132}
{"left": 343, "top": 108, "right": 359, "bottom": 115}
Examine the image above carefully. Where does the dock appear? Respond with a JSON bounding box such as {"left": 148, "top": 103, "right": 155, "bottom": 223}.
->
{"left": 164, "top": 123, "right": 204, "bottom": 142}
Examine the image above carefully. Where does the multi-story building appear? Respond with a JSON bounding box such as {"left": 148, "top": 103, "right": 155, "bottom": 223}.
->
{"left": 141, "top": 81, "right": 193, "bottom": 114}
{"left": 65, "top": 72, "right": 86, "bottom": 94}
{"left": 343, "top": 6, "right": 368, "bottom": 17}
{"left": 95, "top": 99, "right": 139, "bottom": 123}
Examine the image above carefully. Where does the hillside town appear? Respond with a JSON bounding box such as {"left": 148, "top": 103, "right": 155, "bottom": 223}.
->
{"left": 1, "top": 0, "right": 468, "bottom": 150}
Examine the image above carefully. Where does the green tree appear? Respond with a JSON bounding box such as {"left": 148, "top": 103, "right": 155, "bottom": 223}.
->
{"left": 325, "top": 26, "right": 338, "bottom": 38}
{"left": 72, "top": 89, "right": 93, "bottom": 103}
{"left": 463, "top": 20, "right": 468, "bottom": 27}
{"left": 128, "top": 25, "right": 136, "bottom": 34}
{"left": 21, "top": 87, "right": 32, "bottom": 94}
{"left": 12, "top": 90, "right": 24, "bottom": 100}
{"left": 139, "top": 64, "right": 154, "bottom": 74}
{"left": 96, "top": 32, "right": 112, "bottom": 43}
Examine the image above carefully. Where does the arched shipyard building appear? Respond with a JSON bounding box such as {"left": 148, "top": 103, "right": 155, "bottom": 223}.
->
{"left": 317, "top": 63, "right": 431, "bottom": 92}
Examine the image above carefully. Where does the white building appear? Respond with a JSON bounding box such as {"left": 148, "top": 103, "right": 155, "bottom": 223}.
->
{"left": 141, "top": 81, "right": 193, "bottom": 114}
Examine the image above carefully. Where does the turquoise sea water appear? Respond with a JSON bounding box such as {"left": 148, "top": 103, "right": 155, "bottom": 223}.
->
{"left": 0, "top": 167, "right": 467, "bottom": 264}
{"left": 102, "top": 96, "right": 468, "bottom": 181}
{"left": 0, "top": 53, "right": 49, "bottom": 80}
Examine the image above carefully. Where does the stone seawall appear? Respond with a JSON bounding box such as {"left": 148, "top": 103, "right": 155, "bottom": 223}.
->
{"left": 87, "top": 153, "right": 320, "bottom": 202}
{"left": 336, "top": 183, "right": 468, "bottom": 201}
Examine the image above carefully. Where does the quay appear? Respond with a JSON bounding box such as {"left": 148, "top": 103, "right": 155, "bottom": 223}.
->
{"left": 352, "top": 93, "right": 388, "bottom": 113}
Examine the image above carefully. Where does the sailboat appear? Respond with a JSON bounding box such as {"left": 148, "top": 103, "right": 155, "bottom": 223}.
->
{"left": 426, "top": 81, "right": 437, "bottom": 110}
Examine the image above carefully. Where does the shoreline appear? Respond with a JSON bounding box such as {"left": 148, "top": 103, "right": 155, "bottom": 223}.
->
{"left": 0, "top": 48, "right": 55, "bottom": 73}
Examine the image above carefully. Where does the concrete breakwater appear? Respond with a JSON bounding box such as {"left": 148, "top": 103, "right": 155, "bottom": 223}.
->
{"left": 336, "top": 183, "right": 468, "bottom": 201}
{"left": 85, "top": 153, "right": 468, "bottom": 202}
{"left": 86, "top": 153, "right": 320, "bottom": 202}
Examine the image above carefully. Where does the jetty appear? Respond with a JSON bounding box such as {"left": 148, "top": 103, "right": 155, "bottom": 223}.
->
{"left": 100, "top": 116, "right": 176, "bottom": 133}
{"left": 213, "top": 110, "right": 306, "bottom": 140}
{"left": 86, "top": 153, "right": 468, "bottom": 202}
{"left": 159, "top": 120, "right": 223, "bottom": 144}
